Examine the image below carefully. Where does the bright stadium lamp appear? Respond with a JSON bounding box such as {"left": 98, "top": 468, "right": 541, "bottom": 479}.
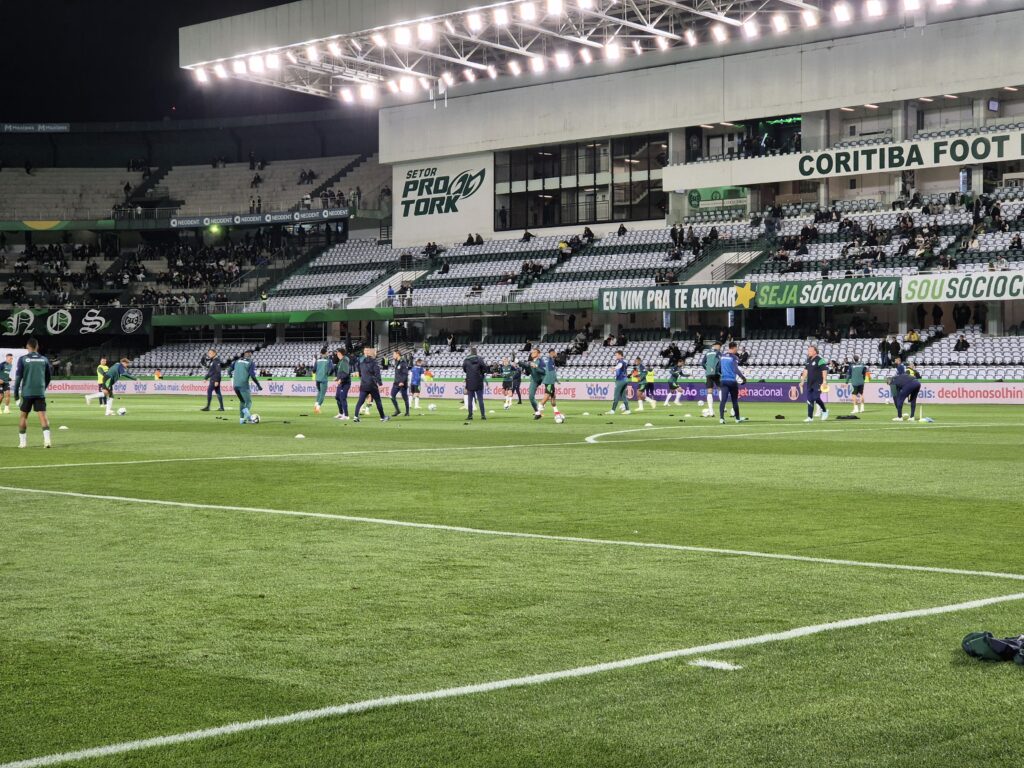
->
{"left": 372, "top": 32, "right": 387, "bottom": 48}
{"left": 285, "top": 51, "right": 298, "bottom": 64}
{"left": 359, "top": 83, "right": 377, "bottom": 101}
{"left": 265, "top": 53, "right": 280, "bottom": 70}
{"left": 685, "top": 28, "right": 698, "bottom": 46}
{"left": 394, "top": 27, "right": 412, "bottom": 46}
{"left": 520, "top": 2, "right": 537, "bottom": 21}
{"left": 742, "top": 19, "right": 759, "bottom": 38}
{"left": 328, "top": 41, "right": 342, "bottom": 56}
{"left": 530, "top": 56, "right": 546, "bottom": 73}
{"left": 935, "top": 0, "right": 953, "bottom": 5}
{"left": 467, "top": 13, "right": 484, "bottom": 32}
{"left": 213, "top": 63, "right": 228, "bottom": 78}
{"left": 464, "top": 68, "right": 477, "bottom": 82}
{"left": 442, "top": 71, "right": 455, "bottom": 86}
{"left": 418, "top": 23, "right": 435, "bottom": 42}
{"left": 903, "top": 0, "right": 921, "bottom": 9}
{"left": 248, "top": 55, "right": 264, "bottom": 73}
{"left": 555, "top": 51, "right": 571, "bottom": 69}
{"left": 772, "top": 14, "right": 789, "bottom": 33}
{"left": 232, "top": 59, "right": 247, "bottom": 74}
{"left": 631, "top": 40, "right": 643, "bottom": 56}
{"left": 494, "top": 7, "right": 510, "bottom": 25}
{"left": 604, "top": 41, "right": 621, "bottom": 60}
{"left": 802, "top": 9, "right": 819, "bottom": 26}
{"left": 547, "top": 0, "right": 563, "bottom": 16}
{"left": 657, "top": 36, "right": 670, "bottom": 51}
{"left": 509, "top": 59, "right": 523, "bottom": 76}
{"left": 580, "top": 48, "right": 593, "bottom": 64}
{"left": 579, "top": 0, "right": 594, "bottom": 7}
{"left": 306, "top": 45, "right": 319, "bottom": 61}
{"left": 711, "top": 24, "right": 728, "bottom": 43}
{"left": 865, "top": 0, "right": 885, "bottom": 17}
{"left": 194, "top": 68, "right": 209, "bottom": 83}
{"left": 419, "top": 77, "right": 432, "bottom": 90}
{"left": 340, "top": 88, "right": 355, "bottom": 103}
{"left": 833, "top": 2, "right": 853, "bottom": 22}
{"left": 386, "top": 80, "right": 399, "bottom": 94}
{"left": 486, "top": 64, "right": 498, "bottom": 79}
{"left": 399, "top": 76, "right": 415, "bottom": 93}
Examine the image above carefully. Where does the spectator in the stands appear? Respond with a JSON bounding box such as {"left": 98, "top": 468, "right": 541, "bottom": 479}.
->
{"left": 474, "top": 233, "right": 484, "bottom": 246}
{"left": 250, "top": 173, "right": 262, "bottom": 189}
{"left": 582, "top": 226, "right": 595, "bottom": 244}
{"left": 670, "top": 224, "right": 680, "bottom": 246}
{"left": 617, "top": 223, "right": 627, "bottom": 237}
{"left": 520, "top": 230, "right": 535, "bottom": 242}
{"left": 973, "top": 302, "right": 987, "bottom": 327}
{"left": 995, "top": 254, "right": 1010, "bottom": 270}
{"left": 249, "top": 197, "right": 256, "bottom": 214}
{"left": 256, "top": 196, "right": 262, "bottom": 213}
{"left": 439, "top": 259, "right": 450, "bottom": 275}
{"left": 464, "top": 234, "right": 475, "bottom": 246}
{"left": 932, "top": 304, "right": 944, "bottom": 327}
{"left": 24, "top": 160, "right": 32, "bottom": 175}
{"left": 954, "top": 335, "right": 970, "bottom": 352}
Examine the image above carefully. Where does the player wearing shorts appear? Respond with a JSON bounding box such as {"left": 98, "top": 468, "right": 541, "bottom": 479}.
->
{"left": 102, "top": 358, "right": 136, "bottom": 416}
{"left": 500, "top": 357, "right": 515, "bottom": 410}
{"left": 410, "top": 358, "right": 425, "bottom": 410}
{"left": 526, "top": 349, "right": 545, "bottom": 419}
{"left": 643, "top": 365, "right": 658, "bottom": 408}
{"left": 701, "top": 343, "right": 722, "bottom": 416}
{"left": 14, "top": 338, "right": 52, "bottom": 448}
{"left": 540, "top": 349, "right": 562, "bottom": 420}
{"left": 84, "top": 357, "right": 109, "bottom": 406}
{"left": 229, "top": 350, "right": 262, "bottom": 424}
{"left": 665, "top": 359, "right": 685, "bottom": 405}
{"left": 0, "top": 352, "right": 13, "bottom": 414}
{"left": 846, "top": 356, "right": 869, "bottom": 414}
{"left": 631, "top": 358, "right": 650, "bottom": 412}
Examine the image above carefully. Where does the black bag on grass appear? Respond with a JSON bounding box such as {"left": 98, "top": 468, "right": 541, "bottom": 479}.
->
{"left": 962, "top": 632, "right": 1024, "bottom": 662}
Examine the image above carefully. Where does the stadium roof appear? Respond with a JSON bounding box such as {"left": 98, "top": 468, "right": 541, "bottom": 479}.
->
{"left": 180, "top": 0, "right": 1013, "bottom": 105}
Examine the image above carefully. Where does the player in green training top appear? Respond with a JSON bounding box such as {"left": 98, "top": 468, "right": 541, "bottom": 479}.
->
{"left": 499, "top": 356, "right": 516, "bottom": 411}
{"left": 846, "top": 356, "right": 870, "bottom": 415}
{"left": 312, "top": 346, "right": 332, "bottom": 415}
{"left": 229, "top": 350, "right": 263, "bottom": 424}
{"left": 525, "top": 348, "right": 545, "bottom": 419}
{"left": 102, "top": 358, "right": 136, "bottom": 416}
{"left": 0, "top": 352, "right": 13, "bottom": 414}
{"left": 700, "top": 342, "right": 722, "bottom": 417}
{"left": 13, "top": 338, "right": 52, "bottom": 448}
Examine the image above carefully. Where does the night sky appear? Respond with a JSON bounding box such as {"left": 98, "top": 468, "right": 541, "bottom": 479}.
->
{"left": 0, "top": 0, "right": 328, "bottom": 122}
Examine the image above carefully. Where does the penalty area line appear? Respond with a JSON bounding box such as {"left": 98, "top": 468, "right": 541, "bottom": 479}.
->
{"left": 2, "top": 484, "right": 1024, "bottom": 584}
{"left": 3, "top": 592, "right": 1023, "bottom": 768}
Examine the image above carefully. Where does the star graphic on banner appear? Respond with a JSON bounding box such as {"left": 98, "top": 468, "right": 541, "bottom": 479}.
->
{"left": 734, "top": 282, "right": 757, "bottom": 309}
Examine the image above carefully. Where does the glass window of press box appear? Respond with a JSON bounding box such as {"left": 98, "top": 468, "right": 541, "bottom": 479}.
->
{"left": 494, "top": 133, "right": 668, "bottom": 231}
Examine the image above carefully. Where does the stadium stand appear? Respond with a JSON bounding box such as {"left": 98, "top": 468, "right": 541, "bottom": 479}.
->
{"left": 0, "top": 167, "right": 143, "bottom": 219}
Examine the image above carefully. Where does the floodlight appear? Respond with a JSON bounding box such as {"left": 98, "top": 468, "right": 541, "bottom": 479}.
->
{"left": 213, "top": 63, "right": 228, "bottom": 78}
{"left": 194, "top": 68, "right": 209, "bottom": 83}
{"left": 772, "top": 14, "right": 789, "bottom": 33}
{"left": 394, "top": 27, "right": 412, "bottom": 46}
{"left": 711, "top": 24, "right": 728, "bottom": 42}
{"left": 340, "top": 88, "right": 355, "bottom": 103}
{"left": 418, "top": 23, "right": 435, "bottom": 42}
{"left": 520, "top": 2, "right": 537, "bottom": 21}
{"left": 232, "top": 59, "right": 247, "bottom": 74}
{"left": 605, "top": 41, "right": 621, "bottom": 60}
{"left": 834, "top": 3, "right": 853, "bottom": 22}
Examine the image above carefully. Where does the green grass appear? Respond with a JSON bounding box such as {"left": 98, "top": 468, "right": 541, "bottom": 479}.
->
{"left": 2, "top": 396, "right": 1023, "bottom": 767}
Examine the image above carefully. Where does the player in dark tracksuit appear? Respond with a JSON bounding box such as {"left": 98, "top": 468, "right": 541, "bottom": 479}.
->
{"left": 201, "top": 349, "right": 226, "bottom": 411}
{"left": 333, "top": 348, "right": 352, "bottom": 420}
{"left": 463, "top": 347, "right": 488, "bottom": 421}
{"left": 890, "top": 372, "right": 922, "bottom": 421}
{"left": 718, "top": 342, "right": 748, "bottom": 424}
{"left": 353, "top": 350, "right": 389, "bottom": 423}
{"left": 390, "top": 351, "right": 410, "bottom": 417}
{"left": 0, "top": 352, "right": 13, "bottom": 414}
{"left": 800, "top": 344, "right": 830, "bottom": 422}
{"left": 511, "top": 359, "right": 523, "bottom": 405}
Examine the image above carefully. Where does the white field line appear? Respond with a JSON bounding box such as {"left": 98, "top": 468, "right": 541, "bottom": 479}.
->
{"left": 0, "top": 422, "right": 989, "bottom": 472}
{"left": 688, "top": 659, "right": 743, "bottom": 671}
{"left": 3, "top": 591, "right": 1022, "bottom": 768}
{"left": 2, "top": 484, "right": 1024, "bottom": 584}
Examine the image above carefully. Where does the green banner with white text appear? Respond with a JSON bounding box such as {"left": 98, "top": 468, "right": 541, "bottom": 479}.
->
{"left": 756, "top": 277, "right": 901, "bottom": 308}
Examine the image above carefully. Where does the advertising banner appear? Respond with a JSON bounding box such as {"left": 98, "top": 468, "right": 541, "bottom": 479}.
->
{"left": 598, "top": 282, "right": 757, "bottom": 313}
{"left": 756, "top": 277, "right": 901, "bottom": 308}
{"left": 1, "top": 307, "right": 150, "bottom": 337}
{"left": 169, "top": 208, "right": 349, "bottom": 229}
{"left": 42, "top": 378, "right": 1024, "bottom": 405}
{"left": 901, "top": 270, "right": 1024, "bottom": 304}
{"left": 392, "top": 152, "right": 494, "bottom": 248}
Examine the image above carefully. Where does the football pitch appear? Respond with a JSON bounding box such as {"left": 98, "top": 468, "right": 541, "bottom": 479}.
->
{"left": 2, "top": 395, "right": 1023, "bottom": 767}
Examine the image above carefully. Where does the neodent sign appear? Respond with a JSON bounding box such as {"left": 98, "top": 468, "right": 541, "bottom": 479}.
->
{"left": 401, "top": 167, "right": 487, "bottom": 217}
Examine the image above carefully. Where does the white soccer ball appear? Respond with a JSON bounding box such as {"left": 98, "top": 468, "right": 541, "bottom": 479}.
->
{"left": 428, "top": 404, "right": 438, "bottom": 411}
{"left": 117, "top": 408, "right": 127, "bottom": 416}
{"left": 250, "top": 414, "right": 261, "bottom": 424}
{"left": 701, "top": 408, "right": 713, "bottom": 418}
{"left": 554, "top": 413, "right": 565, "bottom": 424}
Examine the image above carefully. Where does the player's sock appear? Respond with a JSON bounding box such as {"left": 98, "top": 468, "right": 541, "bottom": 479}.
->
{"left": 649, "top": 399, "right": 656, "bottom": 409}
{"left": 18, "top": 430, "right": 27, "bottom": 447}
{"left": 42, "top": 429, "right": 51, "bottom": 447}
{"left": 637, "top": 401, "right": 644, "bottom": 411}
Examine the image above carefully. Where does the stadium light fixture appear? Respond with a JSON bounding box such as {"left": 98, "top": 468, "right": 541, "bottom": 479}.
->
{"left": 328, "top": 41, "right": 342, "bottom": 56}
{"left": 465, "top": 68, "right": 477, "bottom": 82}
{"left": 918, "top": 96, "right": 934, "bottom": 101}
{"left": 742, "top": 19, "right": 759, "bottom": 38}
{"left": 699, "top": 124, "right": 715, "bottom": 129}
{"left": 394, "top": 26, "right": 412, "bottom": 46}
{"left": 604, "top": 41, "right": 622, "bottom": 60}
{"left": 494, "top": 7, "right": 510, "bottom": 25}
{"left": 943, "top": 93, "right": 958, "bottom": 99}
{"left": 720, "top": 121, "right": 736, "bottom": 127}
{"left": 520, "top": 2, "right": 538, "bottom": 21}
{"left": 232, "top": 59, "right": 247, "bottom": 74}
{"left": 935, "top": 0, "right": 953, "bottom": 5}
{"left": 632, "top": 40, "right": 644, "bottom": 56}
{"left": 194, "top": 68, "right": 209, "bottom": 83}
{"left": 213, "top": 63, "right": 228, "bottom": 79}
{"left": 864, "top": 103, "right": 879, "bottom": 109}
{"left": 285, "top": 51, "right": 298, "bottom": 64}
{"left": 555, "top": 50, "right": 572, "bottom": 69}
{"left": 419, "top": 76, "right": 432, "bottom": 90}
{"left": 840, "top": 106, "right": 856, "bottom": 111}
{"left": 340, "top": 88, "right": 354, "bottom": 103}
{"left": 372, "top": 32, "right": 387, "bottom": 48}
{"left": 547, "top": 0, "right": 563, "bottom": 16}
{"left": 903, "top": 0, "right": 921, "bottom": 9}
{"left": 442, "top": 71, "right": 455, "bottom": 86}
{"left": 657, "top": 36, "right": 670, "bottom": 50}
{"left": 359, "top": 83, "right": 377, "bottom": 101}
{"left": 509, "top": 59, "right": 523, "bottom": 76}
{"left": 265, "top": 53, "right": 280, "bottom": 70}
{"left": 685, "top": 29, "right": 698, "bottom": 46}
{"left": 351, "top": 39, "right": 362, "bottom": 52}
{"left": 865, "top": 0, "right": 885, "bottom": 17}
{"left": 530, "top": 56, "right": 546, "bottom": 73}
{"left": 579, "top": 0, "right": 594, "bottom": 7}
{"left": 772, "top": 14, "right": 789, "bottom": 32}
{"left": 711, "top": 24, "right": 728, "bottom": 42}
{"left": 386, "top": 80, "right": 399, "bottom": 94}
{"left": 306, "top": 45, "right": 319, "bottom": 61}
{"left": 580, "top": 48, "right": 593, "bottom": 64}
{"left": 467, "top": 13, "right": 484, "bottom": 32}
{"left": 1005, "top": 86, "right": 1020, "bottom": 92}
{"left": 833, "top": 2, "right": 853, "bottom": 22}
{"left": 487, "top": 64, "right": 498, "bottom": 78}
{"left": 399, "top": 76, "right": 415, "bottom": 93}
{"left": 249, "top": 55, "right": 265, "bottom": 73}
{"left": 802, "top": 9, "right": 819, "bottom": 26}
{"left": 418, "top": 23, "right": 435, "bottom": 42}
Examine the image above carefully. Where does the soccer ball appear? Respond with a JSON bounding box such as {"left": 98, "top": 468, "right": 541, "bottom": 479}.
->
{"left": 554, "top": 413, "right": 565, "bottom": 424}
{"left": 117, "top": 408, "right": 127, "bottom": 416}
{"left": 250, "top": 414, "right": 261, "bottom": 424}
{"left": 428, "top": 404, "right": 438, "bottom": 411}
{"left": 701, "top": 408, "right": 714, "bottom": 418}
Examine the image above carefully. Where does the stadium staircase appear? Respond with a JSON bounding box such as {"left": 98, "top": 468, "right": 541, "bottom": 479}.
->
{"left": 128, "top": 166, "right": 173, "bottom": 204}
{"left": 686, "top": 246, "right": 766, "bottom": 284}
{"left": 297, "top": 154, "right": 367, "bottom": 212}
{"left": 349, "top": 268, "right": 431, "bottom": 309}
